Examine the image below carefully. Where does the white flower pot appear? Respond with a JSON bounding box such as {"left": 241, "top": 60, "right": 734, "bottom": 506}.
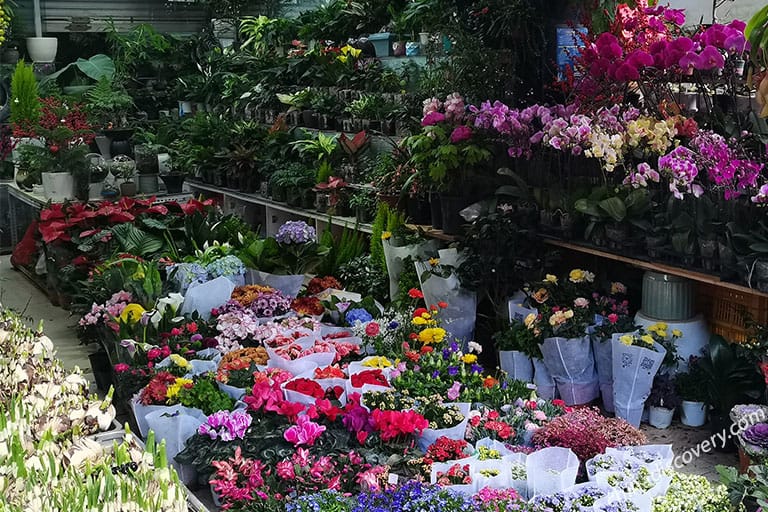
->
{"left": 648, "top": 406, "right": 674, "bottom": 429}
{"left": 680, "top": 400, "right": 706, "bottom": 427}
{"left": 178, "top": 100, "right": 194, "bottom": 117}
{"left": 26, "top": 37, "right": 58, "bottom": 62}
{"left": 41, "top": 172, "right": 74, "bottom": 202}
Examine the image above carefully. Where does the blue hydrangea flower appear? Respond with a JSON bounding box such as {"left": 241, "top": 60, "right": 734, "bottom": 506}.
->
{"left": 205, "top": 255, "right": 246, "bottom": 278}
{"left": 346, "top": 308, "right": 373, "bottom": 325}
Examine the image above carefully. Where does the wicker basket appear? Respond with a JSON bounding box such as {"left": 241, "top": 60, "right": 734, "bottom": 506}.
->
{"left": 697, "top": 283, "right": 768, "bottom": 342}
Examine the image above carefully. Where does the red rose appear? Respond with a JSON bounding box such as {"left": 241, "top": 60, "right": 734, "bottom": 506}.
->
{"left": 350, "top": 370, "right": 388, "bottom": 388}
{"left": 552, "top": 399, "right": 566, "bottom": 407}
{"left": 408, "top": 288, "right": 424, "bottom": 299}
{"left": 438, "top": 301, "right": 449, "bottom": 309}
{"left": 365, "top": 322, "right": 380, "bottom": 336}
{"left": 413, "top": 308, "right": 428, "bottom": 318}
{"left": 285, "top": 378, "right": 324, "bottom": 399}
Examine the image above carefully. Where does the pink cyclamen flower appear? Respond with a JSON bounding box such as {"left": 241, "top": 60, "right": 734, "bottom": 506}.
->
{"left": 450, "top": 125, "right": 473, "bottom": 143}
{"left": 283, "top": 414, "right": 326, "bottom": 446}
{"left": 114, "top": 363, "right": 130, "bottom": 373}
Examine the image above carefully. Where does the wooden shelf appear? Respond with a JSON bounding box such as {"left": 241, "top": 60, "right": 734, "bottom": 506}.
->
{"left": 545, "top": 239, "right": 768, "bottom": 298}
{"left": 187, "top": 181, "right": 373, "bottom": 234}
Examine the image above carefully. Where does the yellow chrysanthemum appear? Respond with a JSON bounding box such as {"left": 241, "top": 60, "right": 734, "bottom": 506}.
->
{"left": 418, "top": 327, "right": 446, "bottom": 345}
{"left": 381, "top": 231, "right": 392, "bottom": 240}
{"left": 544, "top": 274, "right": 558, "bottom": 284}
{"left": 429, "top": 258, "right": 440, "bottom": 266}
{"left": 619, "top": 335, "right": 634, "bottom": 346}
{"left": 120, "top": 303, "right": 146, "bottom": 324}
{"left": 363, "top": 356, "right": 392, "bottom": 368}
{"left": 672, "top": 329, "right": 682, "bottom": 338}
{"left": 412, "top": 316, "right": 428, "bottom": 326}
{"left": 169, "top": 354, "right": 190, "bottom": 369}
{"left": 640, "top": 334, "right": 655, "bottom": 346}
{"left": 421, "top": 312, "right": 432, "bottom": 319}
{"left": 461, "top": 354, "right": 477, "bottom": 364}
{"left": 166, "top": 378, "right": 193, "bottom": 401}
{"left": 657, "top": 330, "right": 668, "bottom": 339}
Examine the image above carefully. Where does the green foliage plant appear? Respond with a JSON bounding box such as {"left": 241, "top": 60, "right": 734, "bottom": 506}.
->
{"left": 9, "top": 60, "right": 40, "bottom": 131}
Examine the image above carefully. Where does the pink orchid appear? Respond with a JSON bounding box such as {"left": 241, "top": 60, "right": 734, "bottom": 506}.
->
{"left": 283, "top": 414, "right": 326, "bottom": 446}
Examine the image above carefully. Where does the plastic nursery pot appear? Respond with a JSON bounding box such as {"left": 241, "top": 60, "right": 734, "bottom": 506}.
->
{"left": 648, "top": 406, "right": 674, "bottom": 429}
{"left": 439, "top": 193, "right": 471, "bottom": 236}
{"left": 680, "top": 400, "right": 706, "bottom": 427}
{"left": 160, "top": 173, "right": 185, "bottom": 194}
{"left": 88, "top": 350, "right": 113, "bottom": 393}
{"left": 407, "top": 196, "right": 431, "bottom": 225}
{"left": 120, "top": 181, "right": 137, "bottom": 197}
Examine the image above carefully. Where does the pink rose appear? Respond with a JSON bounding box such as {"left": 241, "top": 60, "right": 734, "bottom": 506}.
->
{"left": 422, "top": 111, "right": 446, "bottom": 126}
{"left": 114, "top": 363, "right": 130, "bottom": 373}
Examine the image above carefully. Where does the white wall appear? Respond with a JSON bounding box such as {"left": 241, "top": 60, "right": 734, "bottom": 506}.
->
{"left": 666, "top": 0, "right": 764, "bottom": 24}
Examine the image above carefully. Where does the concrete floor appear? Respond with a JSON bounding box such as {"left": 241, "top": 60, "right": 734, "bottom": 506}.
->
{"left": 0, "top": 253, "right": 735, "bottom": 486}
{"left": 0, "top": 254, "right": 92, "bottom": 376}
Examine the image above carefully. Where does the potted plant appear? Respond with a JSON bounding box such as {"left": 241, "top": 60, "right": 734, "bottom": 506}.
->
{"left": 647, "top": 374, "right": 681, "bottom": 429}
{"left": 85, "top": 153, "right": 108, "bottom": 200}
{"left": 698, "top": 335, "right": 764, "bottom": 450}
{"left": 111, "top": 155, "right": 137, "bottom": 196}
{"left": 675, "top": 356, "right": 708, "bottom": 427}
{"left": 492, "top": 320, "right": 539, "bottom": 383}
{"left": 338, "top": 130, "right": 370, "bottom": 182}
{"left": 314, "top": 176, "right": 348, "bottom": 215}
{"left": 349, "top": 187, "right": 377, "bottom": 224}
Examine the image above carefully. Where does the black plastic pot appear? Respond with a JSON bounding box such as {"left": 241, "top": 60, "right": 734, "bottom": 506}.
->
{"left": 160, "top": 173, "right": 185, "bottom": 194}
{"left": 407, "top": 196, "right": 431, "bottom": 225}
{"left": 440, "top": 193, "right": 470, "bottom": 235}
{"left": 709, "top": 412, "right": 737, "bottom": 452}
{"left": 429, "top": 192, "right": 442, "bottom": 230}
{"left": 89, "top": 350, "right": 113, "bottom": 393}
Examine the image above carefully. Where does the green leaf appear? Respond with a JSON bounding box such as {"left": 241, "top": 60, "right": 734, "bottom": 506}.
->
{"left": 41, "top": 54, "right": 115, "bottom": 84}
{"left": 598, "top": 196, "right": 627, "bottom": 223}
{"left": 142, "top": 218, "right": 170, "bottom": 230}
{"left": 574, "top": 198, "right": 602, "bottom": 218}
{"left": 749, "top": 243, "right": 768, "bottom": 253}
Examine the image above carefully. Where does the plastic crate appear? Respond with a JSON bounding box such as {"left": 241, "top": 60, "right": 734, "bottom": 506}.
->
{"left": 697, "top": 283, "right": 768, "bottom": 342}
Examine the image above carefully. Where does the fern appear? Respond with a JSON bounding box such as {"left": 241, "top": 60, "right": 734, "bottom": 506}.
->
{"left": 10, "top": 60, "right": 40, "bottom": 129}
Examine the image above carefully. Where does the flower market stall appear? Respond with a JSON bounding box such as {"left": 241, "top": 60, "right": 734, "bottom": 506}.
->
{"left": 4, "top": 0, "right": 768, "bottom": 510}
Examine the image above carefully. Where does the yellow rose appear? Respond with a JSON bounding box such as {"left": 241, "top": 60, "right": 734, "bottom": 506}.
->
{"left": 419, "top": 328, "right": 446, "bottom": 345}
{"left": 412, "top": 316, "right": 427, "bottom": 326}
{"left": 564, "top": 310, "right": 574, "bottom": 319}
{"left": 641, "top": 334, "right": 655, "bottom": 346}
{"left": 544, "top": 274, "right": 558, "bottom": 284}
{"left": 428, "top": 258, "right": 440, "bottom": 266}
{"left": 524, "top": 313, "right": 537, "bottom": 329}
{"left": 381, "top": 231, "right": 392, "bottom": 240}
{"left": 569, "top": 269, "right": 585, "bottom": 283}
{"left": 421, "top": 312, "right": 432, "bottom": 319}
{"left": 363, "top": 356, "right": 392, "bottom": 368}
{"left": 672, "top": 329, "right": 682, "bottom": 338}
{"left": 620, "top": 335, "right": 633, "bottom": 346}
{"left": 461, "top": 354, "right": 478, "bottom": 364}
{"left": 119, "top": 303, "right": 146, "bottom": 324}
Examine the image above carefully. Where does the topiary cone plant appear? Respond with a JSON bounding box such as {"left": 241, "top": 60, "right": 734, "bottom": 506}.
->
{"left": 746, "top": 6, "right": 768, "bottom": 117}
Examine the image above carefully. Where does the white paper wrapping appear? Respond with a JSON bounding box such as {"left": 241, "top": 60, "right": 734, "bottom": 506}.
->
{"left": 526, "top": 447, "right": 579, "bottom": 497}
{"left": 541, "top": 336, "right": 599, "bottom": 405}
{"left": 382, "top": 238, "right": 439, "bottom": 299}
{"left": 532, "top": 357, "right": 556, "bottom": 400}
{"left": 245, "top": 270, "right": 304, "bottom": 297}
{"left": 611, "top": 335, "right": 667, "bottom": 427}
{"left": 181, "top": 276, "right": 236, "bottom": 320}
{"left": 498, "top": 350, "right": 534, "bottom": 383}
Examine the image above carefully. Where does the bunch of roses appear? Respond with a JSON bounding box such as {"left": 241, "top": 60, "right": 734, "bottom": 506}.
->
{"left": 250, "top": 317, "right": 321, "bottom": 343}
{"left": 284, "top": 378, "right": 344, "bottom": 401}
{"left": 216, "top": 358, "right": 257, "bottom": 388}
{"left": 78, "top": 290, "right": 133, "bottom": 331}
{"left": 314, "top": 365, "right": 346, "bottom": 379}
{"left": 273, "top": 341, "right": 336, "bottom": 361}
{"left": 468, "top": 409, "right": 515, "bottom": 442}
{"left": 532, "top": 407, "right": 645, "bottom": 462}
{"left": 218, "top": 346, "right": 268, "bottom": 375}
{"left": 504, "top": 398, "right": 571, "bottom": 445}
{"left": 350, "top": 369, "right": 389, "bottom": 389}
{"left": 265, "top": 332, "right": 309, "bottom": 348}
{"left": 435, "top": 463, "right": 472, "bottom": 486}
{"left": 306, "top": 276, "right": 342, "bottom": 295}
{"left": 370, "top": 409, "right": 428, "bottom": 442}
{"left": 422, "top": 437, "right": 471, "bottom": 465}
